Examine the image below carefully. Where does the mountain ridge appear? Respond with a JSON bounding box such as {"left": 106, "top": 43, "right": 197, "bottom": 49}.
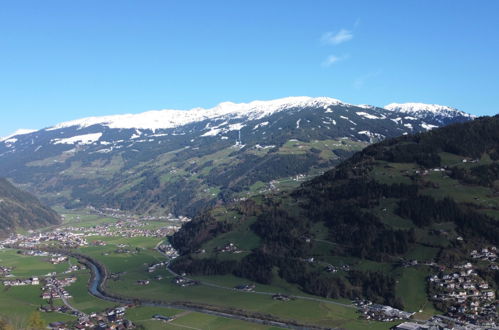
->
{"left": 0, "top": 97, "right": 474, "bottom": 217}
{"left": 2, "top": 97, "right": 473, "bottom": 139}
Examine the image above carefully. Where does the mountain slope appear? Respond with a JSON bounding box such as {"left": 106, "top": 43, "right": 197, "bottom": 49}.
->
{"left": 0, "top": 97, "right": 474, "bottom": 216}
{"left": 0, "top": 178, "right": 61, "bottom": 236}
{"left": 170, "top": 115, "right": 499, "bottom": 320}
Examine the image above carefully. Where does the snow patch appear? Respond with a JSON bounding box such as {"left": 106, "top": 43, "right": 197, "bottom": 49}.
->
{"left": 228, "top": 123, "right": 245, "bottom": 131}
{"left": 201, "top": 128, "right": 222, "bottom": 137}
{"left": 130, "top": 129, "right": 142, "bottom": 139}
{"left": 403, "top": 123, "right": 413, "bottom": 130}
{"left": 356, "top": 112, "right": 384, "bottom": 120}
{"left": 421, "top": 123, "right": 438, "bottom": 130}
{"left": 52, "top": 133, "right": 103, "bottom": 145}
{"left": 253, "top": 121, "right": 269, "bottom": 129}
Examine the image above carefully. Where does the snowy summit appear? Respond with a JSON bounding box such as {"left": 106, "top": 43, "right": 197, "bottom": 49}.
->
{"left": 47, "top": 96, "right": 344, "bottom": 131}
{"left": 384, "top": 103, "right": 474, "bottom": 119}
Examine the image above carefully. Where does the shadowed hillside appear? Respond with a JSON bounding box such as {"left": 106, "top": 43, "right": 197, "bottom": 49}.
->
{"left": 0, "top": 178, "right": 60, "bottom": 236}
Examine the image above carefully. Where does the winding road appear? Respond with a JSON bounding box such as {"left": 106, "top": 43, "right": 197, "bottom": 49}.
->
{"left": 82, "top": 254, "right": 333, "bottom": 330}
{"left": 156, "top": 244, "right": 356, "bottom": 310}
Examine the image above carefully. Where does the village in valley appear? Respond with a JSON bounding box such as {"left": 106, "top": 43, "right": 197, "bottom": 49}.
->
{"left": 0, "top": 209, "right": 191, "bottom": 329}
{"left": 0, "top": 206, "right": 497, "bottom": 330}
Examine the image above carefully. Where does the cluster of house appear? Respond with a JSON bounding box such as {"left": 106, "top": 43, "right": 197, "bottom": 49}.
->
{"left": 92, "top": 240, "right": 107, "bottom": 246}
{"left": 172, "top": 276, "right": 198, "bottom": 287}
{"left": 19, "top": 249, "right": 54, "bottom": 257}
{"left": 470, "top": 246, "right": 497, "bottom": 262}
{"left": 324, "top": 264, "right": 351, "bottom": 273}
{"left": 41, "top": 276, "right": 76, "bottom": 300}
{"left": 152, "top": 314, "right": 175, "bottom": 322}
{"left": 234, "top": 283, "right": 256, "bottom": 292}
{"left": 392, "top": 315, "right": 490, "bottom": 330}
{"left": 17, "top": 250, "right": 69, "bottom": 265}
{"left": 109, "top": 272, "right": 130, "bottom": 283}
{"left": 215, "top": 242, "right": 242, "bottom": 253}
{"left": 10, "top": 230, "right": 89, "bottom": 249}
{"left": 3, "top": 276, "right": 39, "bottom": 286}
{"left": 292, "top": 174, "right": 307, "bottom": 182}
{"left": 0, "top": 265, "right": 12, "bottom": 275}
{"left": 147, "top": 261, "right": 166, "bottom": 273}
{"left": 50, "top": 255, "right": 68, "bottom": 264}
{"left": 65, "top": 220, "right": 179, "bottom": 239}
{"left": 354, "top": 300, "right": 414, "bottom": 322}
{"left": 63, "top": 264, "right": 84, "bottom": 274}
{"left": 272, "top": 294, "right": 292, "bottom": 301}
{"left": 40, "top": 304, "right": 74, "bottom": 315}
{"left": 157, "top": 243, "right": 179, "bottom": 258}
{"left": 428, "top": 263, "right": 497, "bottom": 327}
{"left": 414, "top": 168, "right": 447, "bottom": 176}
{"left": 49, "top": 306, "right": 136, "bottom": 330}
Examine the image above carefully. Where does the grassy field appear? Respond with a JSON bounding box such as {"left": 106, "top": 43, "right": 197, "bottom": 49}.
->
{"left": 0, "top": 249, "right": 68, "bottom": 277}
{"left": 58, "top": 212, "right": 119, "bottom": 228}
{"left": 126, "top": 306, "right": 280, "bottom": 330}
{"left": 96, "top": 250, "right": 398, "bottom": 329}
{"left": 3, "top": 208, "right": 411, "bottom": 329}
{"left": 395, "top": 267, "right": 438, "bottom": 319}
{"left": 0, "top": 285, "right": 76, "bottom": 326}
{"left": 0, "top": 252, "right": 77, "bottom": 327}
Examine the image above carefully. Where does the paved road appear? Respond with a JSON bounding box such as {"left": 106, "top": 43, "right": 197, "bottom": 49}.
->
{"left": 83, "top": 252, "right": 332, "bottom": 330}
{"left": 157, "top": 243, "right": 356, "bottom": 310}
{"left": 58, "top": 286, "right": 84, "bottom": 316}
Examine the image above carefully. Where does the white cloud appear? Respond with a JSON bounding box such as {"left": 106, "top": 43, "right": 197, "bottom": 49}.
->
{"left": 321, "top": 29, "right": 353, "bottom": 45}
{"left": 353, "top": 70, "right": 382, "bottom": 88}
{"left": 322, "top": 54, "right": 348, "bottom": 67}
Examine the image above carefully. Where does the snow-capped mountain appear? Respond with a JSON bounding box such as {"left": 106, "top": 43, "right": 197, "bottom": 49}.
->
{"left": 0, "top": 129, "right": 37, "bottom": 143}
{"left": 47, "top": 96, "right": 344, "bottom": 131}
{"left": 0, "top": 97, "right": 474, "bottom": 216}
{"left": 384, "top": 102, "right": 475, "bottom": 124}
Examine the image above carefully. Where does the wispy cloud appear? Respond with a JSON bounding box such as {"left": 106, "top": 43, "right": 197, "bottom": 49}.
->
{"left": 322, "top": 54, "right": 348, "bottom": 67}
{"left": 353, "top": 70, "right": 382, "bottom": 88}
{"left": 321, "top": 29, "right": 353, "bottom": 45}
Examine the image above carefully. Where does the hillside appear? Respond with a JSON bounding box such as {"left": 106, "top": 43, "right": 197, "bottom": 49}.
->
{"left": 0, "top": 97, "right": 473, "bottom": 217}
{"left": 0, "top": 178, "right": 60, "bottom": 236}
{"left": 171, "top": 115, "right": 499, "bottom": 323}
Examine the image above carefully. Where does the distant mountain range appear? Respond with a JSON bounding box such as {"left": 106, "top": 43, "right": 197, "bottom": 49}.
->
{"left": 0, "top": 178, "right": 60, "bottom": 237}
{"left": 0, "top": 97, "right": 474, "bottom": 216}
{"left": 170, "top": 115, "right": 499, "bottom": 313}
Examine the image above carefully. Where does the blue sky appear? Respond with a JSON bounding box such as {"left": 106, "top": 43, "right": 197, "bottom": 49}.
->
{"left": 1, "top": 0, "right": 498, "bottom": 136}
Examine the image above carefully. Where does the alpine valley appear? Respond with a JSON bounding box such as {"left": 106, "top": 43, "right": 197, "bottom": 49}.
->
{"left": 1, "top": 97, "right": 498, "bottom": 330}
{"left": 0, "top": 97, "right": 473, "bottom": 218}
